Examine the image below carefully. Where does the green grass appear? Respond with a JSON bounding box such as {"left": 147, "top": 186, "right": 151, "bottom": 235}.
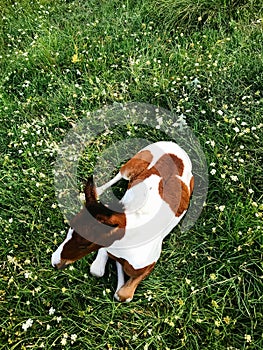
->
{"left": 142, "top": 0, "right": 263, "bottom": 31}
{"left": 0, "top": 0, "right": 262, "bottom": 349}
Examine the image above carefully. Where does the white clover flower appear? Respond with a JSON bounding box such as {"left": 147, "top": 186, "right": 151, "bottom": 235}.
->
{"left": 210, "top": 169, "right": 216, "bottom": 175}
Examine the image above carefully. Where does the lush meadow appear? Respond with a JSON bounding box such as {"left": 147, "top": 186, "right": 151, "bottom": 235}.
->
{"left": 0, "top": 0, "right": 262, "bottom": 349}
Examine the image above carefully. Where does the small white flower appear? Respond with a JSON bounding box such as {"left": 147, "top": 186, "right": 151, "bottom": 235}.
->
{"left": 248, "top": 189, "right": 254, "bottom": 194}
{"left": 219, "top": 205, "right": 225, "bottom": 212}
{"left": 233, "top": 127, "right": 240, "bottom": 133}
{"left": 49, "top": 307, "right": 55, "bottom": 315}
{"left": 217, "top": 110, "right": 224, "bottom": 116}
{"left": 7, "top": 255, "right": 17, "bottom": 264}
{"left": 210, "top": 169, "right": 216, "bottom": 175}
{"left": 56, "top": 316, "right": 62, "bottom": 323}
{"left": 61, "top": 338, "right": 67, "bottom": 346}
{"left": 156, "top": 116, "right": 163, "bottom": 125}
{"left": 210, "top": 140, "right": 215, "bottom": 147}
{"left": 230, "top": 175, "right": 238, "bottom": 182}
{"left": 24, "top": 272, "right": 32, "bottom": 279}
{"left": 71, "top": 334, "right": 77, "bottom": 343}
{"left": 244, "top": 334, "right": 252, "bottom": 343}
{"left": 22, "top": 318, "right": 33, "bottom": 331}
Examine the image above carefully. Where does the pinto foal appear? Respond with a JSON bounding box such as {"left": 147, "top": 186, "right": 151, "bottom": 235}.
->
{"left": 52, "top": 141, "right": 194, "bottom": 302}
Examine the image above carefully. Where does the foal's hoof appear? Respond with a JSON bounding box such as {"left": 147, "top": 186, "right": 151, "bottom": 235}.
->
{"left": 114, "top": 289, "right": 133, "bottom": 303}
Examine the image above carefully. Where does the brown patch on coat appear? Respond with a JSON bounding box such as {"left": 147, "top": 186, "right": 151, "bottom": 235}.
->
{"left": 108, "top": 253, "right": 156, "bottom": 302}
{"left": 158, "top": 176, "right": 190, "bottom": 217}
{"left": 120, "top": 150, "right": 153, "bottom": 181}
{"left": 190, "top": 175, "right": 194, "bottom": 196}
{"left": 122, "top": 150, "right": 192, "bottom": 219}
{"left": 126, "top": 153, "right": 185, "bottom": 188}
{"left": 154, "top": 153, "right": 184, "bottom": 177}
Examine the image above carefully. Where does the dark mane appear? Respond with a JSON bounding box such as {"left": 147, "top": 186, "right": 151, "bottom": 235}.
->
{"left": 87, "top": 200, "right": 125, "bottom": 225}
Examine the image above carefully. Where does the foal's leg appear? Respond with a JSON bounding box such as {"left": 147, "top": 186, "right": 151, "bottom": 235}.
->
{"left": 114, "top": 261, "right": 125, "bottom": 301}
{"left": 90, "top": 248, "right": 109, "bottom": 277}
{"left": 115, "top": 262, "right": 156, "bottom": 302}
{"left": 96, "top": 172, "right": 123, "bottom": 196}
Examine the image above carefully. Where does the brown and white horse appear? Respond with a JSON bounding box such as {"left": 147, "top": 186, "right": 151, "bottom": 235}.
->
{"left": 52, "top": 141, "right": 194, "bottom": 302}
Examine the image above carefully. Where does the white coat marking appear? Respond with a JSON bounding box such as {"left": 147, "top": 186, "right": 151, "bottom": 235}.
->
{"left": 90, "top": 248, "right": 109, "bottom": 277}
{"left": 51, "top": 228, "right": 73, "bottom": 267}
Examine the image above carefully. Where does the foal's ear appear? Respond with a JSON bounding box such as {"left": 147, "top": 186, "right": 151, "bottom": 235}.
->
{"left": 84, "top": 176, "right": 98, "bottom": 204}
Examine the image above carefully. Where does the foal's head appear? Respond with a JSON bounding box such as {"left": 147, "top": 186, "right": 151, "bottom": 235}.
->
{"left": 51, "top": 178, "right": 126, "bottom": 269}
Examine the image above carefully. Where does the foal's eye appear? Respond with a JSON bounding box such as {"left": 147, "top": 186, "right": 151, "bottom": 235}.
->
{"left": 78, "top": 245, "right": 88, "bottom": 250}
